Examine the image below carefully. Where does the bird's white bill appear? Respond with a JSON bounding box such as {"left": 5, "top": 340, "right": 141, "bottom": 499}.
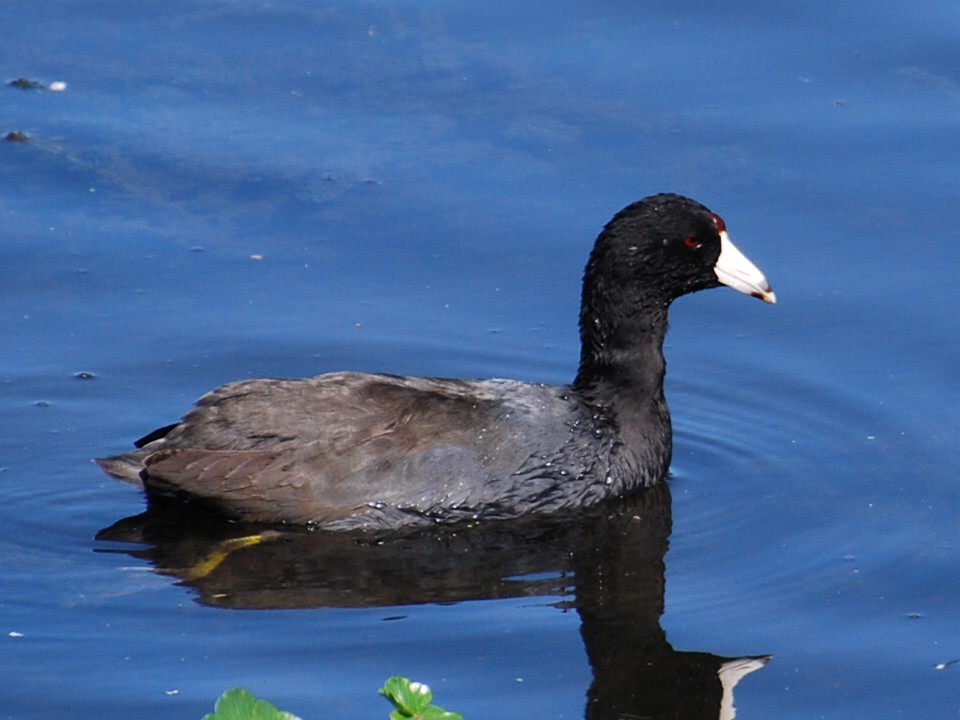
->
{"left": 714, "top": 231, "right": 777, "bottom": 304}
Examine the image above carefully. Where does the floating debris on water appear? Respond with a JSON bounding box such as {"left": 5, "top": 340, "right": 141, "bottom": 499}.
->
{"left": 9, "top": 77, "right": 44, "bottom": 90}
{"left": 8, "top": 77, "right": 67, "bottom": 92}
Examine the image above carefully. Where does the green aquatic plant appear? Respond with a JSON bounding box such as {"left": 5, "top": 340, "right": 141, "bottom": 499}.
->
{"left": 203, "top": 677, "right": 463, "bottom": 720}
{"left": 202, "top": 688, "right": 300, "bottom": 720}
{"left": 379, "top": 677, "right": 464, "bottom": 720}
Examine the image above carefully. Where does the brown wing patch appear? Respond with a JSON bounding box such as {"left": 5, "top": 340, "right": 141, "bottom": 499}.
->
{"left": 144, "top": 447, "right": 286, "bottom": 486}
{"left": 142, "top": 447, "right": 363, "bottom": 524}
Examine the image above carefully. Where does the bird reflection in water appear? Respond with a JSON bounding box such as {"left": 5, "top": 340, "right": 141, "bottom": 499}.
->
{"left": 96, "top": 482, "right": 769, "bottom": 719}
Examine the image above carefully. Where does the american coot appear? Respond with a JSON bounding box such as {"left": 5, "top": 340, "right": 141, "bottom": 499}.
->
{"left": 97, "top": 193, "right": 775, "bottom": 530}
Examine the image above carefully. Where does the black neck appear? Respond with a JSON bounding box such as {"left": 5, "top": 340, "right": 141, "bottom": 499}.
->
{"left": 574, "top": 294, "right": 669, "bottom": 405}
{"left": 573, "top": 295, "right": 673, "bottom": 486}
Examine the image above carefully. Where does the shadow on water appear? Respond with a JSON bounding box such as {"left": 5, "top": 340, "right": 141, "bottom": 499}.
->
{"left": 96, "top": 483, "right": 769, "bottom": 719}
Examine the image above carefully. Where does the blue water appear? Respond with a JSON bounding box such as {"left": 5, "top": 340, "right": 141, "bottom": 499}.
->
{"left": 3, "top": 1, "right": 959, "bottom": 718}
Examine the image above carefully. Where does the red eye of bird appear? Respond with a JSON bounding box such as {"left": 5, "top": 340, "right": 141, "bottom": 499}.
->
{"left": 684, "top": 237, "right": 702, "bottom": 249}
{"left": 710, "top": 212, "right": 726, "bottom": 233}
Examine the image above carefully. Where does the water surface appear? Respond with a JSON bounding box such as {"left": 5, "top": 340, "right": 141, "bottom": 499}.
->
{"left": 2, "top": 1, "right": 959, "bottom": 718}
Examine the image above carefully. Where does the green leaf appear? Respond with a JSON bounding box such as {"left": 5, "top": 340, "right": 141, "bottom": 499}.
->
{"left": 379, "top": 677, "right": 464, "bottom": 720}
{"left": 380, "top": 676, "right": 432, "bottom": 715}
{"left": 419, "top": 705, "right": 464, "bottom": 720}
{"left": 202, "top": 688, "right": 301, "bottom": 720}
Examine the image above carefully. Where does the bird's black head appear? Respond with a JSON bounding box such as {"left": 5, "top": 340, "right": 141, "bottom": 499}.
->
{"left": 584, "top": 193, "right": 775, "bottom": 308}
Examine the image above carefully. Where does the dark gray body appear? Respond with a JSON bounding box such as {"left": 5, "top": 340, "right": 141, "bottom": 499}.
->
{"left": 98, "top": 371, "right": 670, "bottom": 530}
